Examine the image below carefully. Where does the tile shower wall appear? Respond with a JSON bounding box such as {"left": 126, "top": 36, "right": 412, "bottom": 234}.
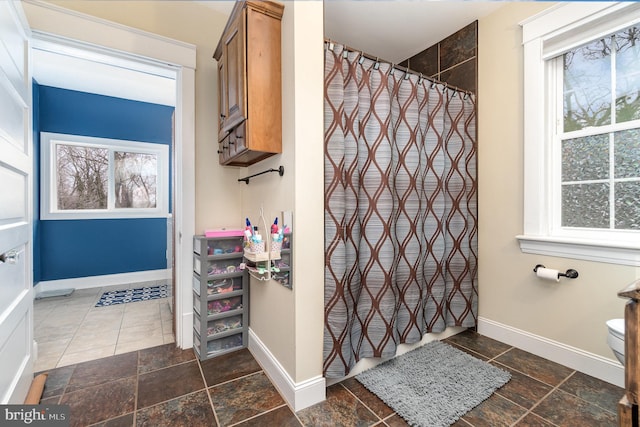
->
{"left": 400, "top": 21, "right": 477, "bottom": 93}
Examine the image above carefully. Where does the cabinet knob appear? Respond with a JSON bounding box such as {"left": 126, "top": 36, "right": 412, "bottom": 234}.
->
{"left": 217, "top": 150, "right": 223, "bottom": 154}
{"left": 220, "top": 113, "right": 226, "bottom": 119}
{"left": 228, "top": 141, "right": 235, "bottom": 145}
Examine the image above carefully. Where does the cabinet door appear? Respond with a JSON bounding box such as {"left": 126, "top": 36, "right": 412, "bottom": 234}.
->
{"left": 223, "top": 9, "right": 246, "bottom": 132}
{"left": 217, "top": 56, "right": 227, "bottom": 141}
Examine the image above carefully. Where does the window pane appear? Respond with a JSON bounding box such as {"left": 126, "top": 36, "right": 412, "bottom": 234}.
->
{"left": 561, "top": 134, "right": 609, "bottom": 181}
{"left": 562, "top": 183, "right": 609, "bottom": 228}
{"left": 563, "top": 37, "right": 612, "bottom": 132}
{"left": 615, "top": 181, "right": 640, "bottom": 230}
{"left": 114, "top": 152, "right": 158, "bottom": 208}
{"left": 56, "top": 144, "right": 108, "bottom": 210}
{"left": 614, "top": 129, "right": 640, "bottom": 178}
{"left": 615, "top": 26, "right": 640, "bottom": 123}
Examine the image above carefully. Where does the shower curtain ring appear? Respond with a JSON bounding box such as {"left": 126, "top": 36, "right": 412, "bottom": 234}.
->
{"left": 418, "top": 73, "right": 423, "bottom": 84}
{"left": 374, "top": 58, "right": 380, "bottom": 70}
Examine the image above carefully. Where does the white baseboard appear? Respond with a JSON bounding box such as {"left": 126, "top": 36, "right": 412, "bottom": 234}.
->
{"left": 248, "top": 328, "right": 326, "bottom": 412}
{"left": 478, "top": 317, "right": 624, "bottom": 387}
{"left": 34, "top": 269, "right": 171, "bottom": 294}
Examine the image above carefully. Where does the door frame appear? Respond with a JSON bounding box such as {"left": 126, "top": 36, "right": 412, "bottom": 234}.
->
{"left": 23, "top": 0, "right": 197, "bottom": 349}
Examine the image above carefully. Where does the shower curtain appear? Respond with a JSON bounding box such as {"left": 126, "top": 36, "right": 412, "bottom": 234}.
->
{"left": 323, "top": 42, "right": 478, "bottom": 378}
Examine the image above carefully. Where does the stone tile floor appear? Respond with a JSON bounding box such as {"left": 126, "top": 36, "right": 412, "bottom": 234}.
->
{"left": 34, "top": 282, "right": 173, "bottom": 372}
{"left": 37, "top": 330, "right": 624, "bottom": 426}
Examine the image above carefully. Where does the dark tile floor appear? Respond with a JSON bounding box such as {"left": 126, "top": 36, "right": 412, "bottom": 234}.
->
{"left": 37, "top": 330, "right": 624, "bottom": 426}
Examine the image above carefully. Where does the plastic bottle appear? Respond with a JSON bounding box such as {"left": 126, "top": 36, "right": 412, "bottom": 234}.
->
{"left": 271, "top": 217, "right": 279, "bottom": 234}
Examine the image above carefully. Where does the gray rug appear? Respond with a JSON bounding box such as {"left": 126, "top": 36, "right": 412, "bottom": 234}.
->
{"left": 355, "top": 340, "right": 511, "bottom": 427}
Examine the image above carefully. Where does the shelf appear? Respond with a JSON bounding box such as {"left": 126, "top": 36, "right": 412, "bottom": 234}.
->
{"left": 193, "top": 234, "right": 248, "bottom": 361}
{"left": 243, "top": 250, "right": 280, "bottom": 262}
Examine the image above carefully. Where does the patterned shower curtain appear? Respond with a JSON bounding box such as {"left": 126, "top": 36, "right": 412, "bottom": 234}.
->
{"left": 323, "top": 42, "right": 478, "bottom": 378}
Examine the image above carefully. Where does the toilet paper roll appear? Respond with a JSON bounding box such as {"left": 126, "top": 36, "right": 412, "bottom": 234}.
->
{"left": 536, "top": 267, "right": 560, "bottom": 282}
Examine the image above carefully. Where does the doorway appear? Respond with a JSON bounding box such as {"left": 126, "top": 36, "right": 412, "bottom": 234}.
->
{"left": 31, "top": 38, "right": 177, "bottom": 371}
{"left": 23, "top": 1, "right": 197, "bottom": 371}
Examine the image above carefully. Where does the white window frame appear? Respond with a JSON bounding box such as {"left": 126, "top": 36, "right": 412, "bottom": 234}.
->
{"left": 41, "top": 132, "right": 169, "bottom": 220}
{"left": 518, "top": 2, "right": 640, "bottom": 266}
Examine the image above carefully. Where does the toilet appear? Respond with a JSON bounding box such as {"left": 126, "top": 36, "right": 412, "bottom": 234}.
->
{"left": 606, "top": 318, "right": 625, "bottom": 365}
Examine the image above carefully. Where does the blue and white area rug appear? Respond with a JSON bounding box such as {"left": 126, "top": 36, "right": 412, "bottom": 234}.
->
{"left": 95, "top": 284, "right": 168, "bottom": 307}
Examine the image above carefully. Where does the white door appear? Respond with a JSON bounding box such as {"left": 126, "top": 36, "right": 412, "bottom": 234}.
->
{"left": 0, "top": 0, "right": 33, "bottom": 403}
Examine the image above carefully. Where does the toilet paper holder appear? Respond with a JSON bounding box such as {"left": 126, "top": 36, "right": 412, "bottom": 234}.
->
{"left": 534, "top": 264, "right": 579, "bottom": 279}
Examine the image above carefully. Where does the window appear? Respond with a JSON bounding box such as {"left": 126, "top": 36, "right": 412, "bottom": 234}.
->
{"left": 41, "top": 132, "right": 169, "bottom": 219}
{"left": 519, "top": 3, "right": 640, "bottom": 266}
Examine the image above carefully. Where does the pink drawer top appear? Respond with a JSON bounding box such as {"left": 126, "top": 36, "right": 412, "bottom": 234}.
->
{"left": 204, "top": 228, "right": 244, "bottom": 238}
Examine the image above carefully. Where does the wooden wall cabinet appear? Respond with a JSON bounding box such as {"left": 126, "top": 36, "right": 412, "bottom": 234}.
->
{"left": 214, "top": 0, "right": 284, "bottom": 167}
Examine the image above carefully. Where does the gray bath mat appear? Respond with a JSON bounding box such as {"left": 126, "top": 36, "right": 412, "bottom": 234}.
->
{"left": 355, "top": 340, "right": 511, "bottom": 427}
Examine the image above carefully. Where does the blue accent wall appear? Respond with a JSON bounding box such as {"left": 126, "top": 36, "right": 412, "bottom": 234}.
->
{"left": 34, "top": 85, "right": 174, "bottom": 282}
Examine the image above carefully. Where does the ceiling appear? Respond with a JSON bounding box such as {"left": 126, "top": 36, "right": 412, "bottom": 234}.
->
{"left": 201, "top": 1, "right": 505, "bottom": 63}
{"left": 32, "top": 1, "right": 505, "bottom": 104}
{"left": 323, "top": 1, "right": 503, "bottom": 63}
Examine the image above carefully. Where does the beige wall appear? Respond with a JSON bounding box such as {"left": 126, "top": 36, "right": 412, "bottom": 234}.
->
{"left": 478, "top": 2, "right": 639, "bottom": 359}
{"left": 50, "top": 0, "right": 243, "bottom": 231}
{"left": 47, "top": 0, "right": 326, "bottom": 384}
{"left": 241, "top": 0, "right": 325, "bottom": 382}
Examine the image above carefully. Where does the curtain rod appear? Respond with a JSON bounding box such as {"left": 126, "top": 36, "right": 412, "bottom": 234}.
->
{"left": 324, "top": 39, "right": 475, "bottom": 98}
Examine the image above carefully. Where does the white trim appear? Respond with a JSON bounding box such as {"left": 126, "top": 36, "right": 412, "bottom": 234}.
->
{"left": 520, "top": 2, "right": 640, "bottom": 266}
{"left": 22, "top": 1, "right": 196, "bottom": 69}
{"left": 40, "top": 132, "right": 169, "bottom": 220}
{"left": 23, "top": 1, "right": 196, "bottom": 350}
{"left": 517, "top": 235, "right": 640, "bottom": 266}
{"left": 478, "top": 317, "right": 624, "bottom": 387}
{"left": 248, "top": 328, "right": 326, "bottom": 412}
{"left": 34, "top": 269, "right": 170, "bottom": 294}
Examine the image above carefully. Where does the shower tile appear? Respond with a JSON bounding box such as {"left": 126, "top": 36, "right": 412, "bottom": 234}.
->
{"left": 440, "top": 22, "right": 477, "bottom": 71}
{"left": 297, "top": 384, "right": 379, "bottom": 427}
{"left": 444, "top": 330, "right": 511, "bottom": 359}
{"left": 208, "top": 372, "right": 285, "bottom": 426}
{"left": 440, "top": 59, "right": 476, "bottom": 93}
{"left": 135, "top": 390, "right": 215, "bottom": 427}
{"left": 494, "top": 348, "right": 573, "bottom": 387}
{"left": 459, "top": 392, "right": 526, "bottom": 427}
{"left": 532, "top": 389, "right": 618, "bottom": 426}
{"left": 340, "top": 377, "right": 395, "bottom": 419}
{"left": 491, "top": 362, "right": 553, "bottom": 409}
{"left": 407, "top": 45, "right": 438, "bottom": 77}
{"left": 559, "top": 371, "right": 624, "bottom": 412}
{"left": 200, "top": 348, "right": 261, "bottom": 387}
{"left": 234, "top": 405, "right": 301, "bottom": 427}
